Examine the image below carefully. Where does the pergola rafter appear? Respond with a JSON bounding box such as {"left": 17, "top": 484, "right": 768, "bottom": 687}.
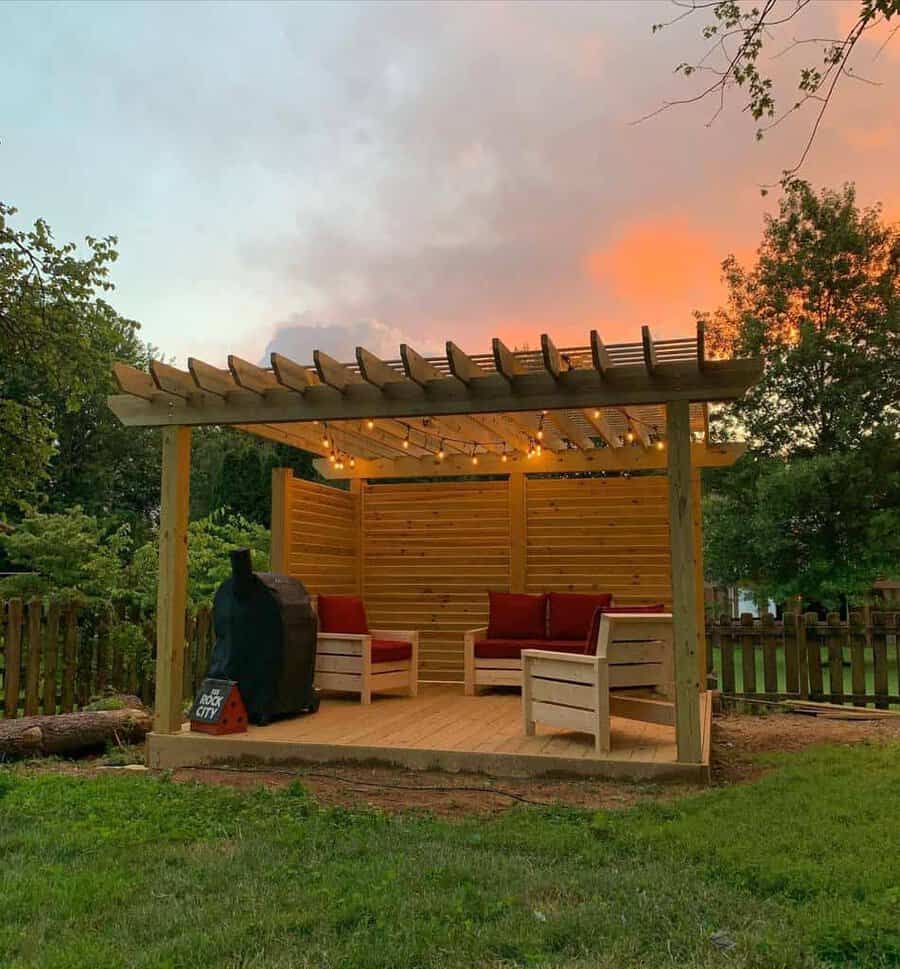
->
{"left": 109, "top": 323, "right": 758, "bottom": 478}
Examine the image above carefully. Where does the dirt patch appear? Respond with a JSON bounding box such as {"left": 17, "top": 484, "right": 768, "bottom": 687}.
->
{"left": 10, "top": 711, "right": 900, "bottom": 816}
{"left": 712, "top": 707, "right": 900, "bottom": 784}
{"left": 167, "top": 764, "right": 693, "bottom": 817}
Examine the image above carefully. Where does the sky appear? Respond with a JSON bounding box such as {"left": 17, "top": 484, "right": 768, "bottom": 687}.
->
{"left": 2, "top": 0, "right": 898, "bottom": 367}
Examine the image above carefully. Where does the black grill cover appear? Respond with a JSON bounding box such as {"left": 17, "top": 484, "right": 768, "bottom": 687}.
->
{"left": 207, "top": 549, "right": 319, "bottom": 724}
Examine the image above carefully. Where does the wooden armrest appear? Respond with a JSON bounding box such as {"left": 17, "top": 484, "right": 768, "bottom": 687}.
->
{"left": 370, "top": 629, "right": 417, "bottom": 643}
{"left": 521, "top": 649, "right": 599, "bottom": 666}
{"left": 316, "top": 632, "right": 371, "bottom": 642}
{"left": 464, "top": 627, "right": 488, "bottom": 640}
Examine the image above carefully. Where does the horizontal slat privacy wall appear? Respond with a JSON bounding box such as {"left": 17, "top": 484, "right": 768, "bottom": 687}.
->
{"left": 276, "top": 471, "right": 702, "bottom": 684}
{"left": 283, "top": 477, "right": 359, "bottom": 596}
{"left": 362, "top": 480, "right": 510, "bottom": 683}
{"left": 527, "top": 475, "right": 676, "bottom": 604}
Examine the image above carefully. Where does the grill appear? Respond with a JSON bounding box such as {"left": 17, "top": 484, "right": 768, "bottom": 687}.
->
{"left": 206, "top": 548, "right": 319, "bottom": 725}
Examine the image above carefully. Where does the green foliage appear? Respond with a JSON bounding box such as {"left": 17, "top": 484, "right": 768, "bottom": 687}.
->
{"left": 0, "top": 742, "right": 898, "bottom": 967}
{"left": 0, "top": 201, "right": 157, "bottom": 515}
{"left": 0, "top": 507, "right": 139, "bottom": 603}
{"left": 702, "top": 182, "right": 900, "bottom": 603}
{"left": 190, "top": 427, "right": 320, "bottom": 526}
{"left": 132, "top": 511, "right": 270, "bottom": 607}
{"left": 0, "top": 505, "right": 269, "bottom": 608}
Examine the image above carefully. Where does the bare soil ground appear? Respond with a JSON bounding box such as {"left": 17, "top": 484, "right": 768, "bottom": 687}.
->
{"left": 18, "top": 709, "right": 900, "bottom": 817}
{"left": 162, "top": 709, "right": 900, "bottom": 816}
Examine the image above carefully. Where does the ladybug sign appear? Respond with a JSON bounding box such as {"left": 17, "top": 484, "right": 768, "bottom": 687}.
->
{"left": 189, "top": 679, "right": 248, "bottom": 735}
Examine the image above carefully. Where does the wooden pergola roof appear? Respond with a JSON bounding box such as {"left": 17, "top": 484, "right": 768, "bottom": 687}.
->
{"left": 110, "top": 324, "right": 761, "bottom": 479}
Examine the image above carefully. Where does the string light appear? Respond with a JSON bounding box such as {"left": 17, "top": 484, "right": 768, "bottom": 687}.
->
{"left": 321, "top": 423, "right": 331, "bottom": 448}
{"left": 593, "top": 410, "right": 601, "bottom": 419}
{"left": 402, "top": 427, "right": 410, "bottom": 450}
{"left": 536, "top": 413, "right": 545, "bottom": 441}
{"left": 655, "top": 440, "right": 665, "bottom": 451}
{"left": 349, "top": 457, "right": 356, "bottom": 468}
{"left": 624, "top": 429, "right": 635, "bottom": 444}
{"left": 366, "top": 419, "right": 375, "bottom": 430}
{"left": 437, "top": 441, "right": 446, "bottom": 461}
{"left": 471, "top": 454, "right": 479, "bottom": 466}
{"left": 501, "top": 450, "right": 508, "bottom": 463}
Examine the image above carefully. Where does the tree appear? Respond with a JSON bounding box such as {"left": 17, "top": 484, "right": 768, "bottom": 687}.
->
{"left": 0, "top": 202, "right": 159, "bottom": 522}
{"left": 702, "top": 181, "right": 900, "bottom": 603}
{"left": 190, "top": 427, "right": 322, "bottom": 526}
{"left": 645, "top": 0, "right": 900, "bottom": 186}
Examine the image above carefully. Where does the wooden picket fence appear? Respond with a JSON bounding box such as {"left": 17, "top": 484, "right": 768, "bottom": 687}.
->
{"left": 0, "top": 598, "right": 213, "bottom": 719}
{"left": 708, "top": 611, "right": 900, "bottom": 708}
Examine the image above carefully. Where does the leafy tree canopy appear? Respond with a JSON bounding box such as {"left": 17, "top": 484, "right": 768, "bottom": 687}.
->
{"left": 702, "top": 181, "right": 900, "bottom": 604}
{"left": 0, "top": 202, "right": 159, "bottom": 521}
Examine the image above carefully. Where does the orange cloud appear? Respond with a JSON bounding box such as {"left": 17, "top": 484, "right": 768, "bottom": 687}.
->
{"left": 585, "top": 217, "right": 727, "bottom": 326}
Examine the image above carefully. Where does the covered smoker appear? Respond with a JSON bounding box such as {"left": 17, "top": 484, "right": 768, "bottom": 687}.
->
{"left": 206, "top": 548, "right": 319, "bottom": 724}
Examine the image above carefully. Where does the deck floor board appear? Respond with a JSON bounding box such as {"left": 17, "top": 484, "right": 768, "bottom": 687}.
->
{"left": 148, "top": 685, "right": 709, "bottom": 781}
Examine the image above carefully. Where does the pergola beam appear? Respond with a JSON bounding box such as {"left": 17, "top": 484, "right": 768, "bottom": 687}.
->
{"left": 109, "top": 357, "right": 763, "bottom": 428}
{"left": 314, "top": 350, "right": 363, "bottom": 393}
{"left": 229, "top": 355, "right": 280, "bottom": 395}
{"left": 356, "top": 347, "right": 406, "bottom": 388}
{"left": 583, "top": 408, "right": 622, "bottom": 448}
{"left": 446, "top": 341, "right": 489, "bottom": 384}
{"left": 188, "top": 358, "right": 235, "bottom": 397}
{"left": 271, "top": 352, "right": 317, "bottom": 391}
{"left": 548, "top": 411, "right": 594, "bottom": 450}
{"left": 590, "top": 330, "right": 613, "bottom": 377}
{"left": 400, "top": 344, "right": 443, "bottom": 386}
{"left": 641, "top": 325, "right": 659, "bottom": 375}
{"left": 540, "top": 333, "right": 571, "bottom": 379}
{"left": 493, "top": 337, "right": 526, "bottom": 380}
{"left": 313, "top": 441, "right": 745, "bottom": 480}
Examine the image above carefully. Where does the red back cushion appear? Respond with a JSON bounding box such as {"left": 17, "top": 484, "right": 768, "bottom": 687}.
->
{"left": 317, "top": 595, "right": 369, "bottom": 634}
{"left": 584, "top": 604, "right": 667, "bottom": 654}
{"left": 487, "top": 592, "right": 547, "bottom": 640}
{"left": 547, "top": 592, "right": 613, "bottom": 640}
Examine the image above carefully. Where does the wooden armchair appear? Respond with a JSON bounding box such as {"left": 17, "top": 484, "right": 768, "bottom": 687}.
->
{"left": 313, "top": 595, "right": 419, "bottom": 704}
{"left": 522, "top": 613, "right": 674, "bottom": 752}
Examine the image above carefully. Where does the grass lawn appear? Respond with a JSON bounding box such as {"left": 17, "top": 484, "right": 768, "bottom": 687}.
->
{"left": 1, "top": 743, "right": 898, "bottom": 969}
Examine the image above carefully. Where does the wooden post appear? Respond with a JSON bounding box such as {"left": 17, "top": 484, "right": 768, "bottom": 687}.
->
{"left": 154, "top": 426, "right": 191, "bottom": 734}
{"left": 269, "top": 467, "right": 292, "bottom": 574}
{"left": 508, "top": 472, "right": 526, "bottom": 593}
{"left": 3, "top": 598, "right": 24, "bottom": 718}
{"left": 666, "top": 400, "right": 702, "bottom": 763}
{"left": 691, "top": 470, "right": 707, "bottom": 685}
{"left": 350, "top": 478, "right": 363, "bottom": 596}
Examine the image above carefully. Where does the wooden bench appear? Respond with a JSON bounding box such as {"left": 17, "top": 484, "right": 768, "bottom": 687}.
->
{"left": 522, "top": 614, "right": 674, "bottom": 752}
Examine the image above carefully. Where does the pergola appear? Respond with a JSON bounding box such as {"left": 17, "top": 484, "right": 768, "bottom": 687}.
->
{"left": 110, "top": 324, "right": 761, "bottom": 775}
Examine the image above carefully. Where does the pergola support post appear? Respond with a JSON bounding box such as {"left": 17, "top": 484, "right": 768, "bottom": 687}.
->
{"left": 508, "top": 473, "right": 526, "bottom": 593}
{"left": 666, "top": 400, "right": 702, "bottom": 763}
{"left": 270, "top": 467, "right": 292, "bottom": 574}
{"left": 154, "top": 426, "right": 191, "bottom": 735}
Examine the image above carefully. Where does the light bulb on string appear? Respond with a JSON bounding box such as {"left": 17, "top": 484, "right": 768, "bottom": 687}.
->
{"left": 366, "top": 419, "right": 375, "bottom": 430}
{"left": 321, "top": 423, "right": 330, "bottom": 448}
{"left": 437, "top": 441, "right": 445, "bottom": 461}
{"left": 655, "top": 440, "right": 665, "bottom": 451}
{"left": 625, "top": 429, "right": 635, "bottom": 445}
{"left": 402, "top": 426, "right": 410, "bottom": 450}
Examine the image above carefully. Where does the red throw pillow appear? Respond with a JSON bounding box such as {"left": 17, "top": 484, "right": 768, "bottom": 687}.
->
{"left": 317, "top": 594, "right": 369, "bottom": 634}
{"left": 584, "top": 604, "right": 667, "bottom": 654}
{"left": 487, "top": 592, "right": 548, "bottom": 640}
{"left": 547, "top": 592, "right": 613, "bottom": 640}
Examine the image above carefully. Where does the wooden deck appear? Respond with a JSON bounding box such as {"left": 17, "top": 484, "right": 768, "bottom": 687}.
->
{"left": 148, "top": 685, "right": 712, "bottom": 782}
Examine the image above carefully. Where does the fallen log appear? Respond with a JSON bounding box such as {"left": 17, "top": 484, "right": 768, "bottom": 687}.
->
{"left": 0, "top": 707, "right": 152, "bottom": 759}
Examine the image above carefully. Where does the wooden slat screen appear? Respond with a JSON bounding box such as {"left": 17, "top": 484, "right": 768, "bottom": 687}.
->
{"left": 361, "top": 480, "right": 510, "bottom": 683}
{"left": 277, "top": 471, "right": 702, "bottom": 684}
{"left": 525, "top": 475, "right": 675, "bottom": 606}
{"left": 284, "top": 478, "right": 358, "bottom": 595}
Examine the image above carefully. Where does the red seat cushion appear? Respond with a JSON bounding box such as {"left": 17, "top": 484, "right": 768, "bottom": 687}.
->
{"left": 371, "top": 639, "right": 412, "bottom": 663}
{"left": 547, "top": 592, "right": 613, "bottom": 640}
{"left": 584, "top": 604, "right": 668, "bottom": 654}
{"left": 487, "top": 592, "right": 547, "bottom": 640}
{"left": 474, "top": 638, "right": 587, "bottom": 659}
{"left": 318, "top": 595, "right": 369, "bottom": 634}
